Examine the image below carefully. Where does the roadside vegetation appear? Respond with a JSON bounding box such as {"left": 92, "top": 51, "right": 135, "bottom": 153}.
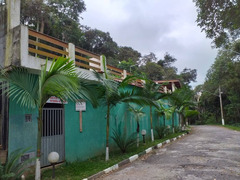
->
{"left": 38, "top": 132, "right": 186, "bottom": 180}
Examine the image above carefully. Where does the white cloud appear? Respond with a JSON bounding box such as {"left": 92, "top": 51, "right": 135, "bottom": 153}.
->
{"left": 82, "top": 0, "right": 218, "bottom": 86}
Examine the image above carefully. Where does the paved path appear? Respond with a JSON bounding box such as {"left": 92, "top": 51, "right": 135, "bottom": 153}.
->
{"left": 99, "top": 126, "right": 240, "bottom": 180}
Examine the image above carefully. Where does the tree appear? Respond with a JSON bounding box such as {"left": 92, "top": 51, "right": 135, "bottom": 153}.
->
{"left": 168, "top": 86, "right": 197, "bottom": 129}
{"left": 141, "top": 80, "right": 164, "bottom": 141}
{"left": 96, "top": 56, "right": 156, "bottom": 160}
{"left": 21, "top": 0, "right": 85, "bottom": 42}
{"left": 129, "top": 105, "right": 145, "bottom": 147}
{"left": 0, "top": 57, "right": 97, "bottom": 180}
{"left": 139, "top": 62, "right": 164, "bottom": 81}
{"left": 193, "top": 0, "right": 240, "bottom": 47}
{"left": 179, "top": 68, "right": 197, "bottom": 85}
{"left": 155, "top": 100, "right": 172, "bottom": 127}
{"left": 116, "top": 46, "right": 141, "bottom": 64}
{"left": 80, "top": 28, "right": 119, "bottom": 61}
{"left": 140, "top": 52, "right": 158, "bottom": 65}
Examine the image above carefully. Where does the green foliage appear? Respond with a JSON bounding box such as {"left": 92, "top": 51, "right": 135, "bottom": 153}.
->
{"left": 198, "top": 46, "right": 240, "bottom": 125}
{"left": 21, "top": 0, "right": 86, "bottom": 43}
{"left": 0, "top": 148, "right": 35, "bottom": 180}
{"left": 193, "top": 0, "right": 240, "bottom": 48}
{"left": 154, "top": 126, "right": 170, "bottom": 139}
{"left": 111, "top": 129, "right": 136, "bottom": 154}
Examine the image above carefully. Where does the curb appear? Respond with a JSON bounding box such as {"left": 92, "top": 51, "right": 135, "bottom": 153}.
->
{"left": 84, "top": 132, "right": 188, "bottom": 180}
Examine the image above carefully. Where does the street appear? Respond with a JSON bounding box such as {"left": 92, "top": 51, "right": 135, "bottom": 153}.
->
{"left": 99, "top": 126, "right": 240, "bottom": 180}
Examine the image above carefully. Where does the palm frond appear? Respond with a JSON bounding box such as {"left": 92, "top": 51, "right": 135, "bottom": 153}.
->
{"left": 0, "top": 67, "right": 39, "bottom": 109}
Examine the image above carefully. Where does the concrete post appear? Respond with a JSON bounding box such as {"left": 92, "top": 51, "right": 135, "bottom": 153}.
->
{"left": 100, "top": 55, "right": 106, "bottom": 72}
{"left": 123, "top": 70, "right": 127, "bottom": 79}
{"left": 20, "top": 26, "right": 28, "bottom": 67}
{"left": 68, "top": 43, "right": 75, "bottom": 64}
{"left": 171, "top": 82, "right": 176, "bottom": 92}
{"left": 164, "top": 86, "right": 167, "bottom": 93}
{"left": 7, "top": 0, "right": 20, "bottom": 30}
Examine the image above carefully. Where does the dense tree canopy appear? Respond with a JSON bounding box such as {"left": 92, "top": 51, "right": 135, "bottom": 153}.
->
{"left": 197, "top": 45, "right": 240, "bottom": 125}
{"left": 193, "top": 0, "right": 240, "bottom": 48}
{"left": 21, "top": 0, "right": 86, "bottom": 43}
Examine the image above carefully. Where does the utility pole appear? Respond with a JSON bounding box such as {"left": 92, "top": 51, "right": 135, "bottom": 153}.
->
{"left": 219, "top": 86, "right": 225, "bottom": 125}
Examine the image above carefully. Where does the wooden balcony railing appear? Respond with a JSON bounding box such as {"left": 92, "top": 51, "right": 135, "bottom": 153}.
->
{"left": 28, "top": 29, "right": 68, "bottom": 59}
{"left": 107, "top": 65, "right": 124, "bottom": 78}
{"left": 28, "top": 29, "right": 101, "bottom": 71}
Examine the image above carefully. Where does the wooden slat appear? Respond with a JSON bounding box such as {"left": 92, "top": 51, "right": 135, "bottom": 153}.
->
{"left": 29, "top": 30, "right": 68, "bottom": 48}
{"left": 75, "top": 55, "right": 100, "bottom": 65}
{"left": 108, "top": 70, "right": 122, "bottom": 76}
{"left": 75, "top": 61, "right": 100, "bottom": 71}
{"left": 107, "top": 65, "right": 123, "bottom": 73}
{"left": 29, "top": 47, "right": 61, "bottom": 59}
{"left": 29, "top": 40, "right": 68, "bottom": 56}
{"left": 75, "top": 47, "right": 100, "bottom": 59}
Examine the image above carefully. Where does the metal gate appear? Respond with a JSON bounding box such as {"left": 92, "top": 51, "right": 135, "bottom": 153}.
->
{"left": 41, "top": 108, "right": 65, "bottom": 167}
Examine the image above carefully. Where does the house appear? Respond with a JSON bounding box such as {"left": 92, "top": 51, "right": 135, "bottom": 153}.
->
{"left": 0, "top": 0, "right": 181, "bottom": 167}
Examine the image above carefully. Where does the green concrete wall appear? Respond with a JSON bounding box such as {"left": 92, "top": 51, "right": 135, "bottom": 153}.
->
{"left": 8, "top": 85, "right": 180, "bottom": 162}
{"left": 8, "top": 99, "right": 38, "bottom": 157}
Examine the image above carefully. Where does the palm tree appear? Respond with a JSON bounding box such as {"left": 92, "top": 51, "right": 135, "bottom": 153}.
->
{"left": 167, "top": 86, "right": 196, "bottom": 129}
{"left": 141, "top": 80, "right": 164, "bottom": 141}
{"left": 129, "top": 105, "right": 145, "bottom": 147}
{"left": 96, "top": 56, "right": 156, "bottom": 160}
{"left": 0, "top": 57, "right": 98, "bottom": 180}
{"left": 155, "top": 100, "right": 172, "bottom": 127}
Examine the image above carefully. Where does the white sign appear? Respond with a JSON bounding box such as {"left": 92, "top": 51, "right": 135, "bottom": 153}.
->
{"left": 46, "top": 96, "right": 68, "bottom": 104}
{"left": 76, "top": 101, "right": 86, "bottom": 111}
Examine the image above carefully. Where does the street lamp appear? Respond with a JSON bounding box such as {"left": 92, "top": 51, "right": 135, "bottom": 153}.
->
{"left": 141, "top": 129, "right": 146, "bottom": 144}
{"left": 48, "top": 152, "right": 59, "bottom": 179}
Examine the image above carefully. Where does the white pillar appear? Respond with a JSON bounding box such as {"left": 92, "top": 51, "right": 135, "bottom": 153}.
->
{"left": 20, "top": 25, "right": 29, "bottom": 66}
{"left": 123, "top": 70, "right": 127, "bottom": 79}
{"left": 7, "top": 0, "right": 20, "bottom": 30}
{"left": 164, "top": 86, "right": 167, "bottom": 93}
{"left": 100, "top": 55, "right": 106, "bottom": 72}
{"left": 68, "top": 43, "right": 75, "bottom": 63}
{"left": 171, "top": 82, "right": 176, "bottom": 92}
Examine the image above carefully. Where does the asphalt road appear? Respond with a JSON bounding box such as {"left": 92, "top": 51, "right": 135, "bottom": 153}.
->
{"left": 99, "top": 126, "right": 240, "bottom": 180}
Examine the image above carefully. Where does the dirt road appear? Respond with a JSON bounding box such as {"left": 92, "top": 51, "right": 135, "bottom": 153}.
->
{"left": 99, "top": 126, "right": 240, "bottom": 180}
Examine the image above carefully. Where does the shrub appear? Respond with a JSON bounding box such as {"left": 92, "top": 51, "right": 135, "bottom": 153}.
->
{"left": 111, "top": 129, "right": 136, "bottom": 153}
{"left": 155, "top": 126, "right": 171, "bottom": 139}
{"left": 0, "top": 148, "right": 35, "bottom": 180}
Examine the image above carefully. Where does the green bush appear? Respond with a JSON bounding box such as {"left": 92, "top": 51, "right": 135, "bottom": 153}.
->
{"left": 0, "top": 148, "right": 35, "bottom": 180}
{"left": 111, "top": 129, "right": 136, "bottom": 153}
{"left": 154, "top": 126, "right": 171, "bottom": 139}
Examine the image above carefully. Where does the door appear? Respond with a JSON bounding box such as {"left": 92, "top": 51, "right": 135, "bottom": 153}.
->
{"left": 41, "top": 106, "right": 65, "bottom": 167}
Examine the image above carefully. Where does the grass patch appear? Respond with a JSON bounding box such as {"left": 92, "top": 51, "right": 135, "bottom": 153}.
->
{"left": 28, "top": 132, "right": 185, "bottom": 180}
{"left": 223, "top": 125, "right": 240, "bottom": 131}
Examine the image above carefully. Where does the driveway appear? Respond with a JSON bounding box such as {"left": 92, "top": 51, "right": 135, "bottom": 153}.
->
{"left": 99, "top": 126, "right": 240, "bottom": 180}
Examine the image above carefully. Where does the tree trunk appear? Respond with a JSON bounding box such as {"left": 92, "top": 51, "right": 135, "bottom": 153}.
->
{"left": 172, "top": 113, "right": 175, "bottom": 133}
{"left": 163, "top": 115, "right": 165, "bottom": 127}
{"left": 105, "top": 104, "right": 110, "bottom": 161}
{"left": 150, "top": 106, "right": 154, "bottom": 141}
{"left": 40, "top": 18, "right": 44, "bottom": 33}
{"left": 137, "top": 121, "right": 139, "bottom": 147}
{"left": 35, "top": 108, "right": 42, "bottom": 180}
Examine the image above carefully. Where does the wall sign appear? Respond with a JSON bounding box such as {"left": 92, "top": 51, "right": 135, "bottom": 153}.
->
{"left": 75, "top": 101, "right": 86, "bottom": 111}
{"left": 75, "top": 100, "right": 86, "bottom": 133}
{"left": 46, "top": 96, "right": 68, "bottom": 104}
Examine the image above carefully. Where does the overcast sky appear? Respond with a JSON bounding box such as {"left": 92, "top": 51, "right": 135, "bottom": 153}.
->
{"left": 81, "top": 0, "right": 218, "bottom": 87}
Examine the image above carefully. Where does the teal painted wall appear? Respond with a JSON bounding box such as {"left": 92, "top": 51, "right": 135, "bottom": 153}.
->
{"left": 8, "top": 85, "right": 180, "bottom": 162}
{"left": 64, "top": 92, "right": 180, "bottom": 162}
{"left": 8, "top": 99, "right": 38, "bottom": 156}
